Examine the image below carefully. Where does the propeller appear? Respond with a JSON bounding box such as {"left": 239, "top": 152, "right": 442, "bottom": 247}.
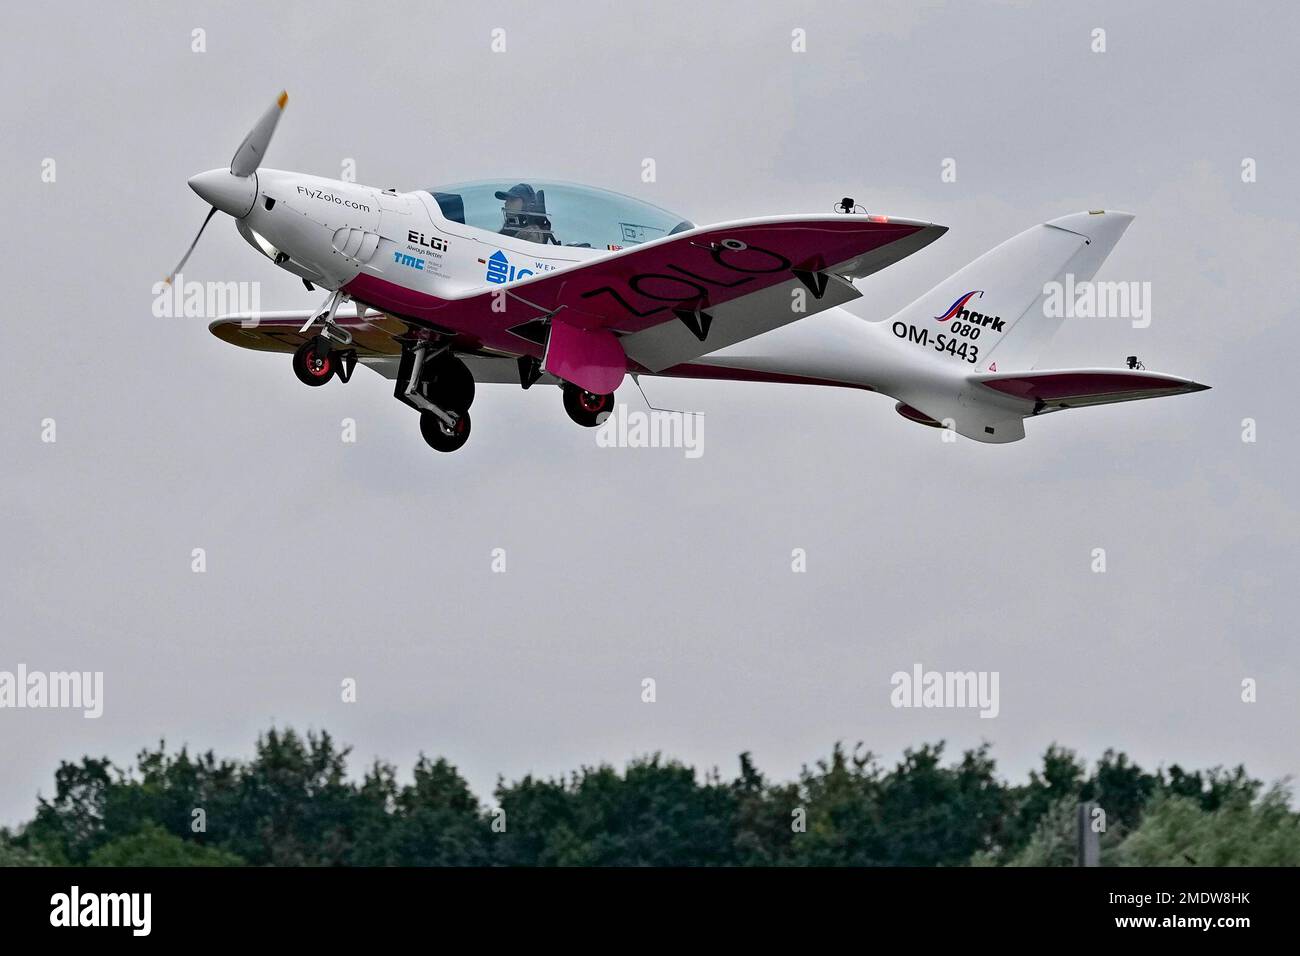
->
{"left": 164, "top": 91, "right": 288, "bottom": 285}
{"left": 163, "top": 208, "right": 218, "bottom": 286}
{"left": 232, "top": 90, "right": 289, "bottom": 177}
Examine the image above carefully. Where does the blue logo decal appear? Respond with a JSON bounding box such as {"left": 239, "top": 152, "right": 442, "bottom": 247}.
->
{"left": 393, "top": 251, "right": 425, "bottom": 271}
{"left": 485, "top": 250, "right": 534, "bottom": 284}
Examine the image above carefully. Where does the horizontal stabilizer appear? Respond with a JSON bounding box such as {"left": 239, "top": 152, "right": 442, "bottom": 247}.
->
{"left": 971, "top": 368, "right": 1209, "bottom": 411}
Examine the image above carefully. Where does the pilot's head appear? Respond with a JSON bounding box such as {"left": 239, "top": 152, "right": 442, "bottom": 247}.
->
{"left": 495, "top": 183, "right": 543, "bottom": 234}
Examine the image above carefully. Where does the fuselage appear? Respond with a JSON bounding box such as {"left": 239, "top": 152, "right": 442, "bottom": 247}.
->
{"left": 194, "top": 167, "right": 935, "bottom": 402}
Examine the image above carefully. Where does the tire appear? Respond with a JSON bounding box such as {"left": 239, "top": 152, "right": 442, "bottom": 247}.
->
{"left": 293, "top": 337, "right": 335, "bottom": 386}
{"left": 419, "top": 409, "right": 471, "bottom": 452}
{"left": 420, "top": 354, "right": 475, "bottom": 409}
{"left": 562, "top": 385, "right": 614, "bottom": 427}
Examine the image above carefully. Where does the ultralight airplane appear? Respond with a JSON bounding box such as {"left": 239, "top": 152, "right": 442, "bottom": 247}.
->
{"left": 170, "top": 94, "right": 1207, "bottom": 452}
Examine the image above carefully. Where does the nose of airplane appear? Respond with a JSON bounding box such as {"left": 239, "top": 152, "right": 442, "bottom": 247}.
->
{"left": 187, "top": 168, "right": 258, "bottom": 218}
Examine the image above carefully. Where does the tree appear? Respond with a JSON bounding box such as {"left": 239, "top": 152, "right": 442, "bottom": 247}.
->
{"left": 349, "top": 756, "right": 489, "bottom": 865}
{"left": 493, "top": 755, "right": 738, "bottom": 865}
{"left": 226, "top": 728, "right": 356, "bottom": 865}
{"left": 88, "top": 824, "right": 245, "bottom": 867}
{"left": 1112, "top": 784, "right": 1300, "bottom": 866}
{"left": 9, "top": 729, "right": 1297, "bottom": 868}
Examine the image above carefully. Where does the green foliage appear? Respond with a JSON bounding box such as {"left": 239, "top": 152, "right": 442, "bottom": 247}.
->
{"left": 87, "top": 823, "right": 245, "bottom": 867}
{"left": 350, "top": 756, "right": 491, "bottom": 865}
{"left": 0, "top": 829, "right": 51, "bottom": 866}
{"left": 493, "top": 755, "right": 737, "bottom": 865}
{"left": 9, "top": 729, "right": 1297, "bottom": 867}
{"left": 1112, "top": 784, "right": 1300, "bottom": 866}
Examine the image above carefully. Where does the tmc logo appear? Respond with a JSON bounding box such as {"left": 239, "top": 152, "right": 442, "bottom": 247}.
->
{"left": 393, "top": 251, "right": 424, "bottom": 271}
{"left": 485, "top": 250, "right": 534, "bottom": 284}
{"left": 934, "top": 290, "right": 1004, "bottom": 331}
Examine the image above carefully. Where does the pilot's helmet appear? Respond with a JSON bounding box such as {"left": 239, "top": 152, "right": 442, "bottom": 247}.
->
{"left": 495, "top": 183, "right": 546, "bottom": 230}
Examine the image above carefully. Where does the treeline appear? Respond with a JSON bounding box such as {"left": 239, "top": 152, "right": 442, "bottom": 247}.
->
{"left": 2, "top": 729, "right": 1297, "bottom": 866}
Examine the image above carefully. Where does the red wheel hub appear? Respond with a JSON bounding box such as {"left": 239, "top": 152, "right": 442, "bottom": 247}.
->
{"left": 579, "top": 391, "right": 608, "bottom": 413}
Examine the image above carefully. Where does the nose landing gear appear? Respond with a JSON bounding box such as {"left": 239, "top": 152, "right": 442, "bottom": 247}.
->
{"left": 292, "top": 336, "right": 334, "bottom": 386}
{"left": 292, "top": 336, "right": 357, "bottom": 386}
{"left": 562, "top": 384, "right": 615, "bottom": 427}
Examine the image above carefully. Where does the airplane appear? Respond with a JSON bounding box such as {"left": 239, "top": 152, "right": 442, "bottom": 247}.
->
{"left": 170, "top": 93, "right": 1208, "bottom": 452}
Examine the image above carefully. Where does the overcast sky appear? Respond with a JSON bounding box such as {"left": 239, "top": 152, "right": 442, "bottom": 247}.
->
{"left": 2, "top": 0, "right": 1297, "bottom": 827}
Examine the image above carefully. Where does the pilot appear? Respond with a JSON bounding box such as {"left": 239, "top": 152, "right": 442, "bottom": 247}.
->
{"left": 495, "top": 183, "right": 555, "bottom": 244}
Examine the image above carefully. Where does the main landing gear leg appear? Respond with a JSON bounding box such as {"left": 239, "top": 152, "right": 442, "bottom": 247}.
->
{"left": 400, "top": 343, "right": 472, "bottom": 453}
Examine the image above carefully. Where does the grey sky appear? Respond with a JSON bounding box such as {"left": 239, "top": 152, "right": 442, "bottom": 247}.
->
{"left": 2, "top": 0, "right": 1297, "bottom": 826}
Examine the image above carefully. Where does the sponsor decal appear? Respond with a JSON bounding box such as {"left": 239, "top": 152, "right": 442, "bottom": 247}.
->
{"left": 934, "top": 290, "right": 982, "bottom": 321}
{"left": 484, "top": 249, "right": 534, "bottom": 284}
{"left": 392, "top": 251, "right": 425, "bottom": 271}
{"left": 295, "top": 185, "right": 370, "bottom": 212}
{"left": 934, "top": 289, "right": 1004, "bottom": 332}
{"left": 407, "top": 229, "right": 449, "bottom": 254}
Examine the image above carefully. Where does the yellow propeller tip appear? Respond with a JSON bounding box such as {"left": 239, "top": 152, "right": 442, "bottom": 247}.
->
{"left": 277, "top": 91, "right": 288, "bottom": 109}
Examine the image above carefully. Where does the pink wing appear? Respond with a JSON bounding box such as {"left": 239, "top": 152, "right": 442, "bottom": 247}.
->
{"left": 343, "top": 215, "right": 944, "bottom": 393}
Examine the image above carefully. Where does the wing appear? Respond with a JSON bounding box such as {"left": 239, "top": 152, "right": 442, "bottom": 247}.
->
{"left": 208, "top": 305, "right": 408, "bottom": 357}
{"left": 342, "top": 214, "right": 946, "bottom": 393}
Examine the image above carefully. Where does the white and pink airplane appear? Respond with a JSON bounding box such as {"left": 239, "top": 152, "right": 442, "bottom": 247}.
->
{"left": 172, "top": 94, "right": 1207, "bottom": 452}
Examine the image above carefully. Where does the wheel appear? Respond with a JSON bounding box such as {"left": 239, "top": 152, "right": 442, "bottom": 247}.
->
{"left": 419, "top": 408, "right": 471, "bottom": 452}
{"left": 420, "top": 354, "right": 475, "bottom": 409}
{"left": 562, "top": 385, "right": 615, "bottom": 427}
{"left": 293, "top": 337, "right": 335, "bottom": 387}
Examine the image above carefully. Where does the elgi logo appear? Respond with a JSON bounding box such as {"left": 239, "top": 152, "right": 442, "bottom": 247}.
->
{"left": 407, "top": 230, "right": 448, "bottom": 253}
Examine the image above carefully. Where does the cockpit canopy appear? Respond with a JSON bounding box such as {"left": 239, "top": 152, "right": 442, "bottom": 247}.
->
{"left": 422, "top": 179, "right": 695, "bottom": 250}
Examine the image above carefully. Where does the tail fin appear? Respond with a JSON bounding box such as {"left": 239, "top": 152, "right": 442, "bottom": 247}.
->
{"left": 879, "top": 211, "right": 1209, "bottom": 443}
{"left": 885, "top": 210, "right": 1134, "bottom": 373}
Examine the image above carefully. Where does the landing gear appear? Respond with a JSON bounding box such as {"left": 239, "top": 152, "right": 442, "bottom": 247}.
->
{"left": 562, "top": 384, "right": 615, "bottom": 427}
{"left": 292, "top": 336, "right": 356, "bottom": 386}
{"left": 419, "top": 353, "right": 475, "bottom": 409}
{"left": 292, "top": 336, "right": 334, "bottom": 386}
{"left": 419, "top": 408, "right": 471, "bottom": 453}
{"left": 396, "top": 341, "right": 476, "bottom": 453}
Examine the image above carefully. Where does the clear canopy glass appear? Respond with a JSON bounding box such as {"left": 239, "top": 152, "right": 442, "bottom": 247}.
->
{"left": 423, "top": 180, "right": 695, "bottom": 250}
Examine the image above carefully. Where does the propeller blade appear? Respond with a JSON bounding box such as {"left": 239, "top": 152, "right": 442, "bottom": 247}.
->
{"left": 230, "top": 91, "right": 288, "bottom": 177}
{"left": 164, "top": 206, "right": 218, "bottom": 285}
